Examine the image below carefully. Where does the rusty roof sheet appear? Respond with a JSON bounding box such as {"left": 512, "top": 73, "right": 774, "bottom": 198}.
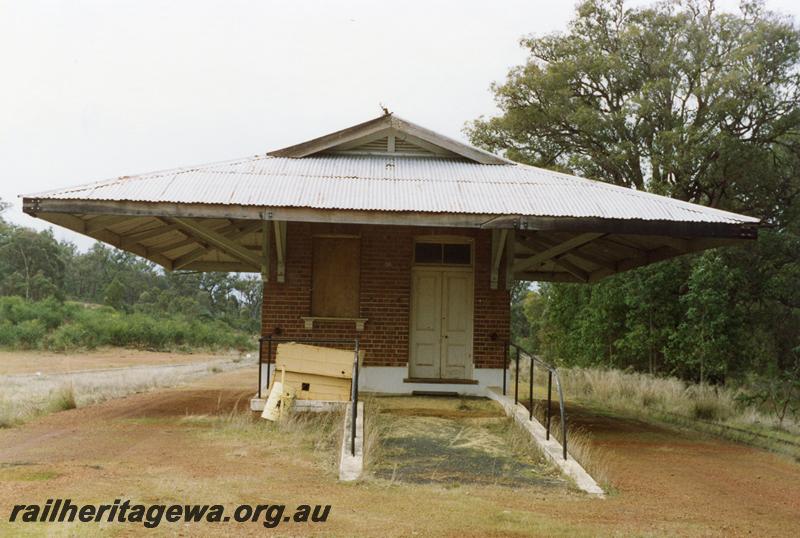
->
{"left": 26, "top": 154, "right": 759, "bottom": 225}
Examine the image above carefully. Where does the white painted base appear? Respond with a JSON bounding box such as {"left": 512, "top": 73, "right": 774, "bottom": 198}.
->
{"left": 339, "top": 401, "right": 364, "bottom": 481}
{"left": 257, "top": 363, "right": 508, "bottom": 396}
{"left": 250, "top": 395, "right": 344, "bottom": 413}
{"left": 257, "top": 363, "right": 276, "bottom": 397}
{"left": 486, "top": 387, "right": 605, "bottom": 497}
{"left": 358, "top": 366, "right": 507, "bottom": 395}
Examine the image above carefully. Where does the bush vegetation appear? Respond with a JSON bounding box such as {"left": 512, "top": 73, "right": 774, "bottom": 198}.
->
{"left": 0, "top": 296, "right": 254, "bottom": 352}
{"left": 477, "top": 0, "right": 799, "bottom": 430}
{"left": 0, "top": 211, "right": 263, "bottom": 335}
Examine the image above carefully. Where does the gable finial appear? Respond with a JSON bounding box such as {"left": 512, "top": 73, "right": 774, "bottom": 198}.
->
{"left": 379, "top": 102, "right": 391, "bottom": 116}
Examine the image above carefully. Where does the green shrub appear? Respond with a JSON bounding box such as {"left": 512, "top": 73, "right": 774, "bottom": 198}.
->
{"left": 15, "top": 319, "right": 47, "bottom": 349}
{"left": 0, "top": 296, "right": 72, "bottom": 330}
{"left": 0, "top": 297, "right": 257, "bottom": 353}
{"left": 0, "top": 296, "right": 31, "bottom": 324}
{"left": 47, "top": 323, "right": 97, "bottom": 351}
{"left": 0, "top": 321, "right": 18, "bottom": 347}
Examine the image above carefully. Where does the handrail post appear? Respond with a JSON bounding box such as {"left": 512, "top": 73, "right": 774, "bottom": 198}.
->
{"left": 508, "top": 341, "right": 568, "bottom": 461}
{"left": 514, "top": 347, "right": 520, "bottom": 406}
{"left": 351, "top": 338, "right": 360, "bottom": 457}
{"left": 266, "top": 334, "right": 273, "bottom": 393}
{"left": 546, "top": 370, "right": 552, "bottom": 440}
{"left": 258, "top": 337, "right": 263, "bottom": 399}
{"left": 529, "top": 354, "right": 534, "bottom": 421}
{"left": 554, "top": 373, "right": 568, "bottom": 460}
{"left": 502, "top": 342, "right": 508, "bottom": 396}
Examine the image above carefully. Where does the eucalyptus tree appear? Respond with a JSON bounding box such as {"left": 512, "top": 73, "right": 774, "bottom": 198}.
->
{"left": 469, "top": 0, "right": 800, "bottom": 216}
{"left": 472, "top": 0, "right": 800, "bottom": 381}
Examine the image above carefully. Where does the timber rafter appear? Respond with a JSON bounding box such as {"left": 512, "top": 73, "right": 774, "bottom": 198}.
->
{"left": 166, "top": 217, "right": 262, "bottom": 270}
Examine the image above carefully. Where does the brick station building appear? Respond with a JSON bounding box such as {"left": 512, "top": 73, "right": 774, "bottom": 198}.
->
{"left": 22, "top": 112, "right": 759, "bottom": 395}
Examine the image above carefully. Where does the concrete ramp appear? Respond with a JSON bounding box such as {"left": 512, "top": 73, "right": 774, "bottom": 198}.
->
{"left": 339, "top": 401, "right": 364, "bottom": 481}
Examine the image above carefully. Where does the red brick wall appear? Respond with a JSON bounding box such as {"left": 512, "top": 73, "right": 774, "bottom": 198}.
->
{"left": 261, "top": 222, "right": 509, "bottom": 369}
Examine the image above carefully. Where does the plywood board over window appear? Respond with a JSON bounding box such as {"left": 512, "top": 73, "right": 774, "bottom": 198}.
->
{"left": 312, "top": 236, "right": 360, "bottom": 318}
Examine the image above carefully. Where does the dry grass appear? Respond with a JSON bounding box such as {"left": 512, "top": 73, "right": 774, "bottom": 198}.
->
{"left": 512, "top": 365, "right": 789, "bottom": 429}
{"left": 364, "top": 396, "right": 567, "bottom": 489}
{"left": 46, "top": 384, "right": 77, "bottom": 413}
{"left": 556, "top": 367, "right": 795, "bottom": 430}
{"left": 515, "top": 367, "right": 800, "bottom": 460}
{"left": 203, "top": 400, "right": 345, "bottom": 474}
{"left": 524, "top": 398, "right": 611, "bottom": 488}
{"left": 0, "top": 357, "right": 250, "bottom": 427}
{"left": 365, "top": 394, "right": 607, "bottom": 492}
{"left": 362, "top": 396, "right": 385, "bottom": 474}
{"left": 502, "top": 412, "right": 564, "bottom": 475}
{"left": 552, "top": 422, "right": 610, "bottom": 489}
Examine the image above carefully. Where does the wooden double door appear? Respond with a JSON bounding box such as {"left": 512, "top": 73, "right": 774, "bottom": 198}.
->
{"left": 409, "top": 268, "right": 474, "bottom": 380}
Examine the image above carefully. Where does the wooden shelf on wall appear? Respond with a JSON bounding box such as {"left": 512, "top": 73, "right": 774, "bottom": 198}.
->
{"left": 301, "top": 317, "right": 368, "bottom": 332}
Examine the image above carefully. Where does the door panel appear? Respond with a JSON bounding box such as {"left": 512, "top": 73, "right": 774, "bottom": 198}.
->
{"left": 409, "top": 271, "right": 441, "bottom": 378}
{"left": 441, "top": 272, "right": 472, "bottom": 379}
{"left": 410, "top": 268, "right": 474, "bottom": 380}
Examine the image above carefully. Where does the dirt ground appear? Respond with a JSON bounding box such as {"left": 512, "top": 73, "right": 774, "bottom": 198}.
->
{"left": 0, "top": 369, "right": 799, "bottom": 536}
{"left": 0, "top": 348, "right": 243, "bottom": 375}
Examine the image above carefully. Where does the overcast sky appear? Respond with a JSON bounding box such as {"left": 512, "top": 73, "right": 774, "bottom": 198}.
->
{"left": 2, "top": 0, "right": 798, "bottom": 249}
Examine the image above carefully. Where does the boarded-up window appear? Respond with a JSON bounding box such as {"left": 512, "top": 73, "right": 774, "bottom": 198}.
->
{"left": 311, "top": 237, "right": 360, "bottom": 317}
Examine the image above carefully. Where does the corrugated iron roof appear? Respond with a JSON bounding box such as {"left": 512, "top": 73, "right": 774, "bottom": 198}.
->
{"left": 26, "top": 154, "right": 759, "bottom": 225}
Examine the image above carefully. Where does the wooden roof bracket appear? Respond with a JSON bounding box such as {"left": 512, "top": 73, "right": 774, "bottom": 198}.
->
{"left": 490, "top": 229, "right": 509, "bottom": 290}
{"left": 169, "top": 217, "right": 261, "bottom": 271}
{"left": 505, "top": 229, "right": 516, "bottom": 291}
{"left": 171, "top": 221, "right": 262, "bottom": 270}
{"left": 512, "top": 232, "right": 605, "bottom": 274}
{"left": 261, "top": 220, "right": 271, "bottom": 283}
{"left": 273, "top": 220, "right": 286, "bottom": 283}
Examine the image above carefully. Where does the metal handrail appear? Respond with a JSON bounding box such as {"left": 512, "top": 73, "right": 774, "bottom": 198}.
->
{"left": 350, "top": 339, "right": 360, "bottom": 456}
{"left": 258, "top": 336, "right": 361, "bottom": 456}
{"left": 506, "top": 342, "right": 568, "bottom": 460}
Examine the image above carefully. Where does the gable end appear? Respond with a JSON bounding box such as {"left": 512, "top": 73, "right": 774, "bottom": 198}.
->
{"left": 268, "top": 113, "right": 510, "bottom": 164}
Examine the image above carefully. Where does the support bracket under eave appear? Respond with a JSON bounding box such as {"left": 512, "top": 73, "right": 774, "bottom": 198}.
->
{"left": 261, "top": 220, "right": 271, "bottom": 282}
{"left": 490, "top": 229, "right": 509, "bottom": 290}
{"left": 169, "top": 217, "right": 261, "bottom": 271}
{"left": 512, "top": 232, "right": 604, "bottom": 274}
{"left": 274, "top": 220, "right": 286, "bottom": 283}
{"left": 505, "top": 230, "right": 515, "bottom": 291}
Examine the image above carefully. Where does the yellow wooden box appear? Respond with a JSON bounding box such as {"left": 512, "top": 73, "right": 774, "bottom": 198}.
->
{"left": 269, "top": 342, "right": 364, "bottom": 402}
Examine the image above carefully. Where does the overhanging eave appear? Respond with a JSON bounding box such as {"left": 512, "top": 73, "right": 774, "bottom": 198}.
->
{"left": 22, "top": 197, "right": 759, "bottom": 280}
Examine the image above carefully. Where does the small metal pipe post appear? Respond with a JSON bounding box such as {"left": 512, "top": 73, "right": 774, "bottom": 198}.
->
{"left": 502, "top": 343, "right": 508, "bottom": 396}
{"left": 554, "top": 374, "right": 568, "bottom": 460}
{"left": 514, "top": 347, "right": 520, "bottom": 405}
{"left": 258, "top": 337, "right": 264, "bottom": 399}
{"left": 266, "top": 335, "right": 273, "bottom": 391}
{"left": 529, "top": 354, "right": 534, "bottom": 421}
{"left": 351, "top": 338, "right": 360, "bottom": 457}
{"left": 546, "top": 370, "right": 552, "bottom": 440}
